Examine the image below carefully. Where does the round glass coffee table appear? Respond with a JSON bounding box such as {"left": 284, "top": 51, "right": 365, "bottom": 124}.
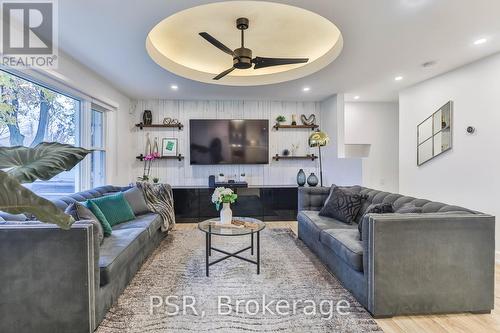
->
{"left": 198, "top": 217, "right": 265, "bottom": 277}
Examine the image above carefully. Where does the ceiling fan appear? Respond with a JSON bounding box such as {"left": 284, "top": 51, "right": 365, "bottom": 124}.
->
{"left": 199, "top": 17, "right": 309, "bottom": 80}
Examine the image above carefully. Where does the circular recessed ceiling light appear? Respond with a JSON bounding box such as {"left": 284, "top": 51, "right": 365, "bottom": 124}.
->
{"left": 146, "top": 1, "right": 344, "bottom": 86}
{"left": 171, "top": 85, "right": 178, "bottom": 90}
{"left": 474, "top": 38, "right": 488, "bottom": 45}
{"left": 303, "top": 87, "right": 311, "bottom": 92}
{"left": 422, "top": 60, "right": 437, "bottom": 68}
{"left": 354, "top": 95, "right": 360, "bottom": 100}
{"left": 395, "top": 76, "right": 404, "bottom": 81}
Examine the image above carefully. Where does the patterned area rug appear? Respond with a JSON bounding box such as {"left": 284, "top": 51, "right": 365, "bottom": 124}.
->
{"left": 97, "top": 228, "right": 382, "bottom": 333}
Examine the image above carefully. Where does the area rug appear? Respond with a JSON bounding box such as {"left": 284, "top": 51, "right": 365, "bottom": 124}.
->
{"left": 97, "top": 228, "right": 382, "bottom": 333}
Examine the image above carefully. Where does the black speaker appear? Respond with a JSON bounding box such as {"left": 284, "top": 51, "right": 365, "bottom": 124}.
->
{"left": 208, "top": 175, "right": 215, "bottom": 188}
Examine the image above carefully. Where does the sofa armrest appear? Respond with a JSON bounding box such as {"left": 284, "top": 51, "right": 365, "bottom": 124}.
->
{"left": 298, "top": 187, "right": 330, "bottom": 211}
{"left": 0, "top": 222, "right": 98, "bottom": 333}
{"left": 363, "top": 213, "right": 495, "bottom": 317}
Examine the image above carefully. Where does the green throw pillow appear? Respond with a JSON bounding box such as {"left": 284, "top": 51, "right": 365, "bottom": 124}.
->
{"left": 85, "top": 200, "right": 113, "bottom": 237}
{"left": 88, "top": 192, "right": 136, "bottom": 227}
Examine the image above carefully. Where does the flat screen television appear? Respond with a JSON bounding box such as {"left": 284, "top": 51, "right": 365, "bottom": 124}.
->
{"left": 190, "top": 119, "right": 269, "bottom": 165}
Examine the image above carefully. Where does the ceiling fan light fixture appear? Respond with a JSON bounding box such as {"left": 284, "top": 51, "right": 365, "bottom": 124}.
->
{"left": 199, "top": 17, "right": 310, "bottom": 80}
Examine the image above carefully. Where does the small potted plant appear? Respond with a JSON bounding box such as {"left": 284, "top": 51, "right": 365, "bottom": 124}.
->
{"left": 211, "top": 187, "right": 238, "bottom": 224}
{"left": 275, "top": 115, "right": 286, "bottom": 126}
{"left": 153, "top": 177, "right": 159, "bottom": 184}
{"left": 240, "top": 173, "right": 246, "bottom": 182}
{"left": 218, "top": 173, "right": 225, "bottom": 182}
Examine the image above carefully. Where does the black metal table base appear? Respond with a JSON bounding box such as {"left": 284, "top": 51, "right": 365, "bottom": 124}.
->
{"left": 205, "top": 231, "right": 260, "bottom": 277}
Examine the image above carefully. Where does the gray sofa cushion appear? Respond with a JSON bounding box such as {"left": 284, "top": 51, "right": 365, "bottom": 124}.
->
{"left": 123, "top": 186, "right": 150, "bottom": 215}
{"left": 320, "top": 229, "right": 364, "bottom": 272}
{"left": 65, "top": 202, "right": 104, "bottom": 244}
{"left": 99, "top": 228, "right": 149, "bottom": 286}
{"left": 0, "top": 212, "right": 27, "bottom": 221}
{"left": 112, "top": 213, "right": 162, "bottom": 237}
{"left": 297, "top": 210, "right": 357, "bottom": 244}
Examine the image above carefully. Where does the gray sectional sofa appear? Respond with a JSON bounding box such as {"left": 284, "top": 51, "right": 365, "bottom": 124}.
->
{"left": 298, "top": 186, "right": 495, "bottom": 318}
{"left": 0, "top": 186, "right": 167, "bottom": 333}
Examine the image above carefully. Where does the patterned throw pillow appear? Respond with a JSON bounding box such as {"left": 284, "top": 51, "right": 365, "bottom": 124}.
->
{"left": 65, "top": 202, "right": 105, "bottom": 244}
{"left": 319, "top": 187, "right": 367, "bottom": 224}
{"left": 358, "top": 203, "right": 394, "bottom": 240}
{"left": 397, "top": 203, "right": 423, "bottom": 214}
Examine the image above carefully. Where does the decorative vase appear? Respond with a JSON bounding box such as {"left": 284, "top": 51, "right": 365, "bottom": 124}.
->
{"left": 145, "top": 133, "right": 152, "bottom": 155}
{"left": 291, "top": 114, "right": 297, "bottom": 126}
{"left": 143, "top": 110, "right": 152, "bottom": 125}
{"left": 153, "top": 137, "right": 159, "bottom": 154}
{"left": 297, "top": 169, "right": 306, "bottom": 187}
{"left": 307, "top": 173, "right": 319, "bottom": 187}
{"left": 220, "top": 202, "right": 232, "bottom": 224}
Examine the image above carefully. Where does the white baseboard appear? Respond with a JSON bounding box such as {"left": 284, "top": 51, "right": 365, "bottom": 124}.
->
{"left": 496, "top": 251, "right": 500, "bottom": 264}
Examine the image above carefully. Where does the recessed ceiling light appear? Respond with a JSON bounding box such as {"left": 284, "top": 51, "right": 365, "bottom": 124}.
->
{"left": 422, "top": 60, "right": 437, "bottom": 68}
{"left": 303, "top": 87, "right": 311, "bottom": 92}
{"left": 473, "top": 38, "right": 488, "bottom": 45}
{"left": 171, "top": 85, "right": 178, "bottom": 90}
{"left": 354, "top": 96, "right": 360, "bottom": 100}
{"left": 394, "top": 76, "right": 403, "bottom": 81}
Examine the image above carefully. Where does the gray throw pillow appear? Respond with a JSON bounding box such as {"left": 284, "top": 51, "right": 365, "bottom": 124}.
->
{"left": 358, "top": 203, "right": 394, "bottom": 240}
{"left": 123, "top": 186, "right": 150, "bottom": 215}
{"left": 319, "top": 187, "right": 367, "bottom": 224}
{"left": 397, "top": 203, "right": 423, "bottom": 214}
{"left": 0, "top": 211, "right": 27, "bottom": 221}
{"left": 65, "top": 202, "right": 104, "bottom": 244}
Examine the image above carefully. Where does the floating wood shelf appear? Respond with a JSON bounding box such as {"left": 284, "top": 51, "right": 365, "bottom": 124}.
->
{"left": 136, "top": 154, "right": 184, "bottom": 162}
{"left": 273, "top": 124, "right": 319, "bottom": 131}
{"left": 272, "top": 154, "right": 317, "bottom": 161}
{"left": 135, "top": 123, "right": 183, "bottom": 130}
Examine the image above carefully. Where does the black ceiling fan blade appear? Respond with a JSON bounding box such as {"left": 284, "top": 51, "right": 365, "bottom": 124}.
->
{"left": 213, "top": 67, "right": 235, "bottom": 80}
{"left": 199, "top": 32, "right": 234, "bottom": 57}
{"left": 252, "top": 57, "right": 309, "bottom": 69}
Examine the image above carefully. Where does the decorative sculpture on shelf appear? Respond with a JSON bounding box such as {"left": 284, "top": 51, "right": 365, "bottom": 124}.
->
{"left": 301, "top": 114, "right": 316, "bottom": 126}
{"left": 142, "top": 110, "right": 152, "bottom": 125}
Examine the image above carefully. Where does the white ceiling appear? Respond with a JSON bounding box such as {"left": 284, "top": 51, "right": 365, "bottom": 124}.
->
{"left": 59, "top": 0, "right": 500, "bottom": 102}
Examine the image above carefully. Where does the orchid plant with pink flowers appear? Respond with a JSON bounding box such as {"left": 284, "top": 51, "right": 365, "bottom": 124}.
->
{"left": 139, "top": 152, "right": 161, "bottom": 181}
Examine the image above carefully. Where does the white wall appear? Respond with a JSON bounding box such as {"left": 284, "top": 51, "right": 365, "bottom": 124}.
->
{"left": 320, "top": 95, "right": 362, "bottom": 186}
{"left": 133, "top": 100, "right": 324, "bottom": 187}
{"left": 345, "top": 102, "right": 399, "bottom": 192}
{"left": 29, "top": 51, "right": 134, "bottom": 186}
{"left": 399, "top": 52, "right": 500, "bottom": 250}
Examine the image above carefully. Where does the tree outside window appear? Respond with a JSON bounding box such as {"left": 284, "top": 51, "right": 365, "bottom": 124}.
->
{"left": 0, "top": 70, "right": 79, "bottom": 199}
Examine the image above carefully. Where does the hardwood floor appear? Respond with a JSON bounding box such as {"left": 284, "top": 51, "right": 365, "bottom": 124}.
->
{"left": 174, "top": 222, "right": 499, "bottom": 333}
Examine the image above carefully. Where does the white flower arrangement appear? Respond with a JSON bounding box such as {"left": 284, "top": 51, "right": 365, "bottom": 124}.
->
{"left": 211, "top": 187, "right": 238, "bottom": 211}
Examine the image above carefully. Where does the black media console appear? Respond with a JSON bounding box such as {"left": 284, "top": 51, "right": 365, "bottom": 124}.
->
{"left": 172, "top": 186, "right": 298, "bottom": 223}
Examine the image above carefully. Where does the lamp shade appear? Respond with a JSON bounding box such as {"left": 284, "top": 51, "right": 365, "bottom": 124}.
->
{"left": 308, "top": 130, "right": 329, "bottom": 147}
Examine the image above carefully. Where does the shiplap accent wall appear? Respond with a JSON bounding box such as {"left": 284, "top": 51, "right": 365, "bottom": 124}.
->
{"left": 133, "top": 100, "right": 321, "bottom": 187}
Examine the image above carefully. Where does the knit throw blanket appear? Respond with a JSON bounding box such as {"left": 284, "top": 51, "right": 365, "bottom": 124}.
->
{"left": 136, "top": 182, "right": 175, "bottom": 232}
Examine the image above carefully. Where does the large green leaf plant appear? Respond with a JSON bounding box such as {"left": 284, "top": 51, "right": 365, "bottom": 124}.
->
{"left": 0, "top": 142, "right": 91, "bottom": 229}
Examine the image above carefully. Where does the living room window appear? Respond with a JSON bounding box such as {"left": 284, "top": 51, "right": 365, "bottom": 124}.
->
{"left": 0, "top": 69, "right": 107, "bottom": 198}
{"left": 90, "top": 107, "right": 106, "bottom": 188}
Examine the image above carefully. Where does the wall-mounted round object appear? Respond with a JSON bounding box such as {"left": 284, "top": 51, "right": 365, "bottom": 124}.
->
{"left": 466, "top": 126, "right": 476, "bottom": 134}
